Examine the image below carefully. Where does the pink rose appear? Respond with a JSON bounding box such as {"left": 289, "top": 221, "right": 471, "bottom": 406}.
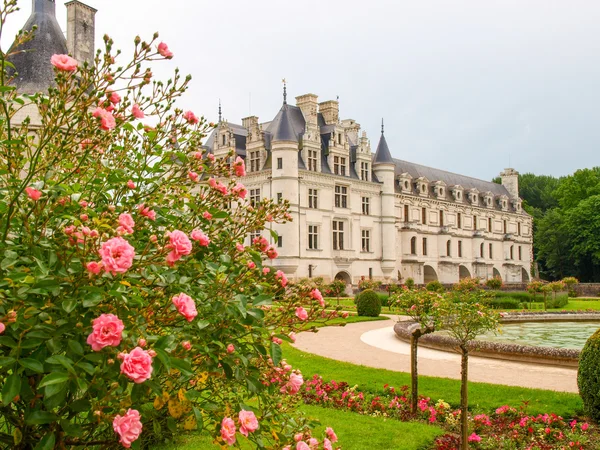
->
{"left": 127, "top": 180, "right": 136, "bottom": 189}
{"left": 295, "top": 434, "right": 303, "bottom": 442}
{"left": 221, "top": 417, "right": 236, "bottom": 446}
{"left": 157, "top": 42, "right": 173, "bottom": 58}
{"left": 468, "top": 433, "right": 482, "bottom": 443}
{"left": 50, "top": 54, "right": 78, "bottom": 71}
{"left": 113, "top": 409, "right": 142, "bottom": 448}
{"left": 323, "top": 438, "right": 333, "bottom": 450}
{"left": 342, "top": 312, "right": 349, "bottom": 318}
{"left": 276, "top": 270, "right": 288, "bottom": 287}
{"left": 193, "top": 151, "right": 203, "bottom": 159}
{"left": 190, "top": 229, "right": 210, "bottom": 247}
{"left": 107, "top": 90, "right": 121, "bottom": 104}
{"left": 183, "top": 110, "right": 199, "bottom": 124}
{"left": 166, "top": 250, "right": 180, "bottom": 266}
{"left": 247, "top": 261, "right": 256, "bottom": 269}
{"left": 64, "top": 225, "right": 75, "bottom": 235}
{"left": 582, "top": 423, "right": 589, "bottom": 431}
{"left": 181, "top": 341, "right": 192, "bottom": 351}
{"left": 310, "top": 289, "right": 324, "bottom": 307}
{"left": 262, "top": 267, "right": 270, "bottom": 275}
{"left": 266, "top": 246, "right": 278, "bottom": 260}
{"left": 308, "top": 438, "right": 318, "bottom": 448}
{"left": 253, "top": 236, "right": 269, "bottom": 251}
{"left": 227, "top": 344, "right": 235, "bottom": 353}
{"left": 231, "top": 183, "right": 247, "bottom": 199}
{"left": 0, "top": 323, "right": 5, "bottom": 334}
{"left": 99, "top": 237, "right": 135, "bottom": 275}
{"left": 188, "top": 171, "right": 199, "bottom": 182}
{"left": 172, "top": 293, "right": 198, "bottom": 322}
{"left": 117, "top": 213, "right": 135, "bottom": 234}
{"left": 282, "top": 372, "right": 303, "bottom": 395}
{"left": 295, "top": 307, "right": 308, "bottom": 321}
{"left": 207, "top": 153, "right": 215, "bottom": 162}
{"left": 87, "top": 314, "right": 124, "bottom": 351}
{"left": 325, "top": 427, "right": 338, "bottom": 443}
{"left": 167, "top": 230, "right": 192, "bottom": 256}
{"left": 238, "top": 410, "right": 259, "bottom": 437}
{"left": 208, "top": 178, "right": 217, "bottom": 188}
{"left": 272, "top": 336, "right": 282, "bottom": 345}
{"left": 120, "top": 347, "right": 153, "bottom": 383}
{"left": 203, "top": 211, "right": 213, "bottom": 220}
{"left": 137, "top": 204, "right": 156, "bottom": 221}
{"left": 86, "top": 261, "right": 102, "bottom": 274}
{"left": 80, "top": 214, "right": 88, "bottom": 221}
{"left": 288, "top": 331, "right": 296, "bottom": 343}
{"left": 92, "top": 107, "right": 116, "bottom": 130}
{"left": 236, "top": 243, "right": 244, "bottom": 252}
{"left": 138, "top": 338, "right": 147, "bottom": 347}
{"left": 233, "top": 156, "right": 246, "bottom": 177}
{"left": 25, "top": 186, "right": 42, "bottom": 201}
{"left": 132, "top": 104, "right": 144, "bottom": 119}
{"left": 296, "top": 442, "right": 310, "bottom": 450}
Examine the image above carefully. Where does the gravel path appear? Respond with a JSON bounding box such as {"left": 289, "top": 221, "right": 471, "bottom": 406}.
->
{"left": 293, "top": 316, "right": 578, "bottom": 393}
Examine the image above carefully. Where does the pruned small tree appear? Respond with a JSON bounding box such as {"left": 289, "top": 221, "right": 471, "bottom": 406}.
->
{"left": 328, "top": 279, "right": 347, "bottom": 305}
{"left": 394, "top": 288, "right": 445, "bottom": 413}
{"left": 442, "top": 292, "right": 499, "bottom": 450}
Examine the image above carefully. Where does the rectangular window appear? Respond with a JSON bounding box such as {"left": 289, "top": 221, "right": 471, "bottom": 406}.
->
{"left": 404, "top": 205, "right": 410, "bottom": 223}
{"left": 334, "top": 185, "right": 348, "bottom": 208}
{"left": 457, "top": 213, "right": 462, "bottom": 229}
{"left": 439, "top": 210, "right": 444, "bottom": 226}
{"left": 334, "top": 156, "right": 340, "bottom": 175}
{"left": 369, "top": 268, "right": 373, "bottom": 279}
{"left": 333, "top": 220, "right": 344, "bottom": 250}
{"left": 277, "top": 236, "right": 283, "bottom": 248}
{"left": 518, "top": 246, "right": 522, "bottom": 260}
{"left": 250, "top": 188, "right": 260, "bottom": 207}
{"left": 458, "top": 240, "right": 463, "bottom": 257}
{"left": 340, "top": 157, "right": 346, "bottom": 176}
{"left": 503, "top": 220, "right": 507, "bottom": 234}
{"left": 361, "top": 229, "right": 371, "bottom": 252}
{"left": 422, "top": 207, "right": 427, "bottom": 224}
{"left": 308, "top": 150, "right": 318, "bottom": 171}
{"left": 422, "top": 238, "right": 427, "bottom": 255}
{"left": 480, "top": 243, "right": 485, "bottom": 258}
{"left": 473, "top": 215, "right": 478, "bottom": 230}
{"left": 360, "top": 162, "right": 369, "bottom": 181}
{"left": 488, "top": 217, "right": 492, "bottom": 232}
{"left": 277, "top": 192, "right": 283, "bottom": 203}
{"left": 249, "top": 230, "right": 261, "bottom": 243}
{"left": 510, "top": 246, "right": 514, "bottom": 260}
{"left": 361, "top": 197, "right": 370, "bottom": 215}
{"left": 308, "top": 188, "right": 318, "bottom": 209}
{"left": 489, "top": 243, "right": 493, "bottom": 259}
{"left": 308, "top": 225, "right": 319, "bottom": 250}
{"left": 517, "top": 222, "right": 521, "bottom": 236}
{"left": 249, "top": 151, "right": 260, "bottom": 172}
{"left": 277, "top": 157, "right": 283, "bottom": 170}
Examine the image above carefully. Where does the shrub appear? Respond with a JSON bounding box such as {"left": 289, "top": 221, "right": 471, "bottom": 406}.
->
{"left": 485, "top": 276, "right": 503, "bottom": 290}
{"left": 486, "top": 297, "right": 521, "bottom": 310}
{"left": 578, "top": 328, "right": 600, "bottom": 422}
{"left": 547, "top": 292, "right": 569, "bottom": 309}
{"left": 356, "top": 289, "right": 382, "bottom": 317}
{"left": 377, "top": 292, "right": 390, "bottom": 307}
{"left": 358, "top": 278, "right": 381, "bottom": 291}
{"left": 494, "top": 291, "right": 532, "bottom": 302}
{"left": 454, "top": 277, "right": 480, "bottom": 292}
{"left": 405, "top": 278, "right": 415, "bottom": 290}
{"left": 426, "top": 280, "right": 444, "bottom": 292}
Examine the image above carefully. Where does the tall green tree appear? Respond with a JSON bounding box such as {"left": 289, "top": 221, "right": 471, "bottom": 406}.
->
{"left": 566, "top": 195, "right": 600, "bottom": 281}
{"left": 554, "top": 168, "right": 600, "bottom": 210}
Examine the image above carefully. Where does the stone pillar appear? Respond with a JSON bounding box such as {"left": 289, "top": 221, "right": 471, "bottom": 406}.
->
{"left": 66, "top": 1, "right": 97, "bottom": 66}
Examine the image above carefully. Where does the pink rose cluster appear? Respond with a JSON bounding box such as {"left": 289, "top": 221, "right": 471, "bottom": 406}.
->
{"left": 166, "top": 230, "right": 192, "bottom": 265}
{"left": 92, "top": 106, "right": 116, "bottom": 131}
{"left": 137, "top": 203, "right": 156, "bottom": 221}
{"left": 117, "top": 213, "right": 135, "bottom": 235}
{"left": 190, "top": 229, "right": 210, "bottom": 247}
{"left": 281, "top": 371, "right": 304, "bottom": 395}
{"left": 275, "top": 270, "right": 288, "bottom": 287}
{"left": 231, "top": 182, "right": 248, "bottom": 199}
{"left": 220, "top": 410, "right": 259, "bottom": 446}
{"left": 310, "top": 288, "right": 324, "bottom": 307}
{"left": 232, "top": 156, "right": 246, "bottom": 177}
{"left": 208, "top": 177, "right": 228, "bottom": 195}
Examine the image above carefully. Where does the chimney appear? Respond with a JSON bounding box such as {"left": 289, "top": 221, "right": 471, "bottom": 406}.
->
{"left": 65, "top": 1, "right": 97, "bottom": 66}
{"left": 319, "top": 100, "right": 339, "bottom": 125}
{"left": 500, "top": 168, "right": 519, "bottom": 199}
{"left": 296, "top": 93, "right": 318, "bottom": 125}
{"left": 242, "top": 116, "right": 259, "bottom": 130}
{"left": 33, "top": 0, "right": 57, "bottom": 15}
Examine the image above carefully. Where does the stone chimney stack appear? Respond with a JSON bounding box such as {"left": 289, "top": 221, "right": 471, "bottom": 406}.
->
{"left": 319, "top": 100, "right": 339, "bottom": 125}
{"left": 296, "top": 93, "right": 318, "bottom": 125}
{"left": 500, "top": 168, "right": 519, "bottom": 199}
{"left": 65, "top": 1, "right": 97, "bottom": 66}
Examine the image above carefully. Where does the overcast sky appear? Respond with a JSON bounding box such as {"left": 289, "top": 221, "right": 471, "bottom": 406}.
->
{"left": 3, "top": 0, "right": 600, "bottom": 180}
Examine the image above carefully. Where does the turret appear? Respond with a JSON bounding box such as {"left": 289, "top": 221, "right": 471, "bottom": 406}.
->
{"left": 500, "top": 168, "right": 519, "bottom": 199}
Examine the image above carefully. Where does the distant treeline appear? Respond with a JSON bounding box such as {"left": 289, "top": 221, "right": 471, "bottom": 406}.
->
{"left": 493, "top": 167, "right": 600, "bottom": 282}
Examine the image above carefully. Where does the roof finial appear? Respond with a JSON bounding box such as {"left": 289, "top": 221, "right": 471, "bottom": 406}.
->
{"left": 381, "top": 118, "right": 384, "bottom": 134}
{"left": 282, "top": 78, "right": 287, "bottom": 105}
{"left": 218, "top": 99, "right": 222, "bottom": 123}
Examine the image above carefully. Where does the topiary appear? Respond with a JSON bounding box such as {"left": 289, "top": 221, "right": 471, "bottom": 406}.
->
{"left": 356, "top": 289, "right": 382, "bottom": 317}
{"left": 578, "top": 328, "right": 600, "bottom": 422}
{"left": 426, "top": 280, "right": 444, "bottom": 292}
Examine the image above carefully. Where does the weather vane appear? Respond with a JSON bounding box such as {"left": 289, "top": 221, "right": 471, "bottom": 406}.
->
{"left": 282, "top": 78, "right": 287, "bottom": 104}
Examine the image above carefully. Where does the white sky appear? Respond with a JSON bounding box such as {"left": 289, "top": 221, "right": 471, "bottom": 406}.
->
{"left": 3, "top": 0, "right": 600, "bottom": 180}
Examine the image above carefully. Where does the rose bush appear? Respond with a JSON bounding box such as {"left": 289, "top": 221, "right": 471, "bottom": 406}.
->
{"left": 0, "top": 3, "right": 341, "bottom": 448}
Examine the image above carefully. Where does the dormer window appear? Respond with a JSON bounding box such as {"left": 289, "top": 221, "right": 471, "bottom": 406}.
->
{"left": 468, "top": 189, "right": 479, "bottom": 206}
{"left": 248, "top": 151, "right": 260, "bottom": 172}
{"left": 222, "top": 134, "right": 226, "bottom": 146}
{"left": 308, "top": 150, "right": 318, "bottom": 171}
{"left": 398, "top": 173, "right": 413, "bottom": 194}
{"left": 404, "top": 181, "right": 409, "bottom": 189}
{"left": 333, "top": 156, "right": 346, "bottom": 176}
{"left": 360, "top": 162, "right": 369, "bottom": 181}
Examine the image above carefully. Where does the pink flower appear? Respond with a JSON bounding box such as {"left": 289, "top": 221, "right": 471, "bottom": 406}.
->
{"left": 276, "top": 270, "right": 288, "bottom": 287}
{"left": 231, "top": 183, "right": 247, "bottom": 199}
{"left": 325, "top": 427, "right": 338, "bottom": 443}
{"left": 227, "top": 344, "right": 235, "bottom": 353}
{"left": 468, "top": 433, "right": 481, "bottom": 443}
{"left": 137, "top": 204, "right": 156, "bottom": 221}
{"left": 181, "top": 341, "right": 192, "bottom": 350}
{"left": 64, "top": 225, "right": 75, "bottom": 235}
{"left": 193, "top": 151, "right": 203, "bottom": 159}
{"left": 323, "top": 438, "right": 333, "bottom": 450}
{"left": 207, "top": 153, "right": 215, "bottom": 162}
{"left": 25, "top": 186, "right": 42, "bottom": 201}
{"left": 341, "top": 312, "right": 349, "bottom": 319}
{"left": 113, "top": 409, "right": 142, "bottom": 448}
{"left": 138, "top": 338, "right": 147, "bottom": 347}
{"left": 220, "top": 417, "right": 236, "bottom": 446}
{"left": 172, "top": 293, "right": 198, "bottom": 322}
{"left": 262, "top": 267, "right": 270, "bottom": 275}
{"left": 190, "top": 229, "right": 210, "bottom": 246}
{"left": 166, "top": 251, "right": 181, "bottom": 266}
{"left": 238, "top": 410, "right": 259, "bottom": 437}
{"left": 87, "top": 314, "right": 124, "bottom": 351}
{"left": 294, "top": 434, "right": 303, "bottom": 442}
{"left": 308, "top": 438, "right": 318, "bottom": 448}
{"left": 282, "top": 372, "right": 303, "bottom": 394}
{"left": 266, "top": 246, "right": 278, "bottom": 260}
{"left": 266, "top": 214, "right": 273, "bottom": 222}
{"left": 92, "top": 107, "right": 116, "bottom": 130}
{"left": 582, "top": 423, "right": 589, "bottom": 431}
{"left": 117, "top": 213, "right": 135, "bottom": 234}
{"left": 247, "top": 261, "right": 256, "bottom": 269}
{"left": 50, "top": 54, "right": 78, "bottom": 71}
{"left": 296, "top": 442, "right": 310, "bottom": 450}
{"left": 0, "top": 323, "right": 5, "bottom": 334}
{"left": 272, "top": 337, "right": 282, "bottom": 345}
{"left": 236, "top": 243, "right": 244, "bottom": 252}
{"left": 167, "top": 230, "right": 192, "bottom": 256}
{"left": 295, "top": 307, "right": 308, "bottom": 321}
{"left": 86, "top": 261, "right": 102, "bottom": 274}
{"left": 132, "top": 104, "right": 144, "bottom": 119}
{"left": 107, "top": 90, "right": 121, "bottom": 104}
{"left": 183, "top": 110, "right": 199, "bottom": 124}
{"left": 120, "top": 347, "right": 153, "bottom": 383}
{"left": 233, "top": 156, "right": 246, "bottom": 177}
{"left": 99, "top": 237, "right": 135, "bottom": 275}
{"left": 127, "top": 180, "right": 136, "bottom": 189}
{"left": 157, "top": 42, "right": 173, "bottom": 58}
{"left": 253, "top": 236, "right": 269, "bottom": 252}
{"left": 80, "top": 214, "right": 88, "bottom": 222}
{"left": 288, "top": 332, "right": 296, "bottom": 343}
{"left": 310, "top": 289, "right": 324, "bottom": 307}
{"left": 203, "top": 211, "right": 213, "bottom": 220}
{"left": 188, "top": 171, "right": 199, "bottom": 182}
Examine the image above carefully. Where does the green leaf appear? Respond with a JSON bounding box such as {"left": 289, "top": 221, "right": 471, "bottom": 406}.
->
{"left": 1, "top": 256, "right": 17, "bottom": 270}
{"left": 62, "top": 298, "right": 77, "bottom": 313}
{"left": 0, "top": 357, "right": 16, "bottom": 367}
{"left": 18, "top": 358, "right": 44, "bottom": 373}
{"left": 68, "top": 340, "right": 84, "bottom": 356}
{"left": 247, "top": 308, "right": 265, "bottom": 321}
{"left": 2, "top": 373, "right": 21, "bottom": 405}
{"left": 153, "top": 348, "right": 170, "bottom": 372}
{"left": 45, "top": 355, "right": 75, "bottom": 374}
{"left": 82, "top": 291, "right": 103, "bottom": 308}
{"left": 20, "top": 338, "right": 43, "bottom": 349}
{"left": 170, "top": 358, "right": 193, "bottom": 376}
{"left": 38, "top": 372, "right": 69, "bottom": 388}
{"left": 25, "top": 411, "right": 58, "bottom": 425}
{"left": 33, "top": 432, "right": 55, "bottom": 450}
{"left": 196, "top": 320, "right": 210, "bottom": 330}
{"left": 75, "top": 362, "right": 96, "bottom": 376}
{"left": 155, "top": 334, "right": 175, "bottom": 350}
{"left": 192, "top": 407, "right": 204, "bottom": 431}
{"left": 253, "top": 294, "right": 273, "bottom": 307}
{"left": 270, "top": 342, "right": 282, "bottom": 366}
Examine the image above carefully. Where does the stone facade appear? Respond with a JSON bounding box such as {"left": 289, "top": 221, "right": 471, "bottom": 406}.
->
{"left": 205, "top": 93, "right": 533, "bottom": 285}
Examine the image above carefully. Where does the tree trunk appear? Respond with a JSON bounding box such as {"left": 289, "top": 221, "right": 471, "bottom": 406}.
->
{"left": 460, "top": 347, "right": 469, "bottom": 450}
{"left": 410, "top": 333, "right": 419, "bottom": 414}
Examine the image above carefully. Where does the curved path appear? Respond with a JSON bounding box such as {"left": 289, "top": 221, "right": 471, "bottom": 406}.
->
{"left": 292, "top": 316, "right": 578, "bottom": 393}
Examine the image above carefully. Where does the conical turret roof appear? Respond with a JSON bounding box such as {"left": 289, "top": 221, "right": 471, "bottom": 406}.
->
{"left": 374, "top": 131, "right": 394, "bottom": 164}
{"left": 270, "top": 104, "right": 298, "bottom": 142}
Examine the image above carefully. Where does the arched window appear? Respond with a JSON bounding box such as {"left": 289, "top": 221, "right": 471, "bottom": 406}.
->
{"left": 446, "top": 240, "right": 451, "bottom": 257}
{"left": 410, "top": 237, "right": 416, "bottom": 255}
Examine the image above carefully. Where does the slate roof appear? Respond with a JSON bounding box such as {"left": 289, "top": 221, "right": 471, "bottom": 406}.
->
{"left": 266, "top": 104, "right": 304, "bottom": 142}
{"left": 373, "top": 132, "right": 394, "bottom": 164}
{"left": 7, "top": 0, "right": 69, "bottom": 94}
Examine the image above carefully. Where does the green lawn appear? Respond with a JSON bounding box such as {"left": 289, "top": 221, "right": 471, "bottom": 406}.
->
{"left": 283, "top": 343, "right": 582, "bottom": 418}
{"left": 155, "top": 405, "right": 442, "bottom": 450}
{"left": 302, "top": 314, "right": 388, "bottom": 330}
{"left": 562, "top": 300, "right": 600, "bottom": 311}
